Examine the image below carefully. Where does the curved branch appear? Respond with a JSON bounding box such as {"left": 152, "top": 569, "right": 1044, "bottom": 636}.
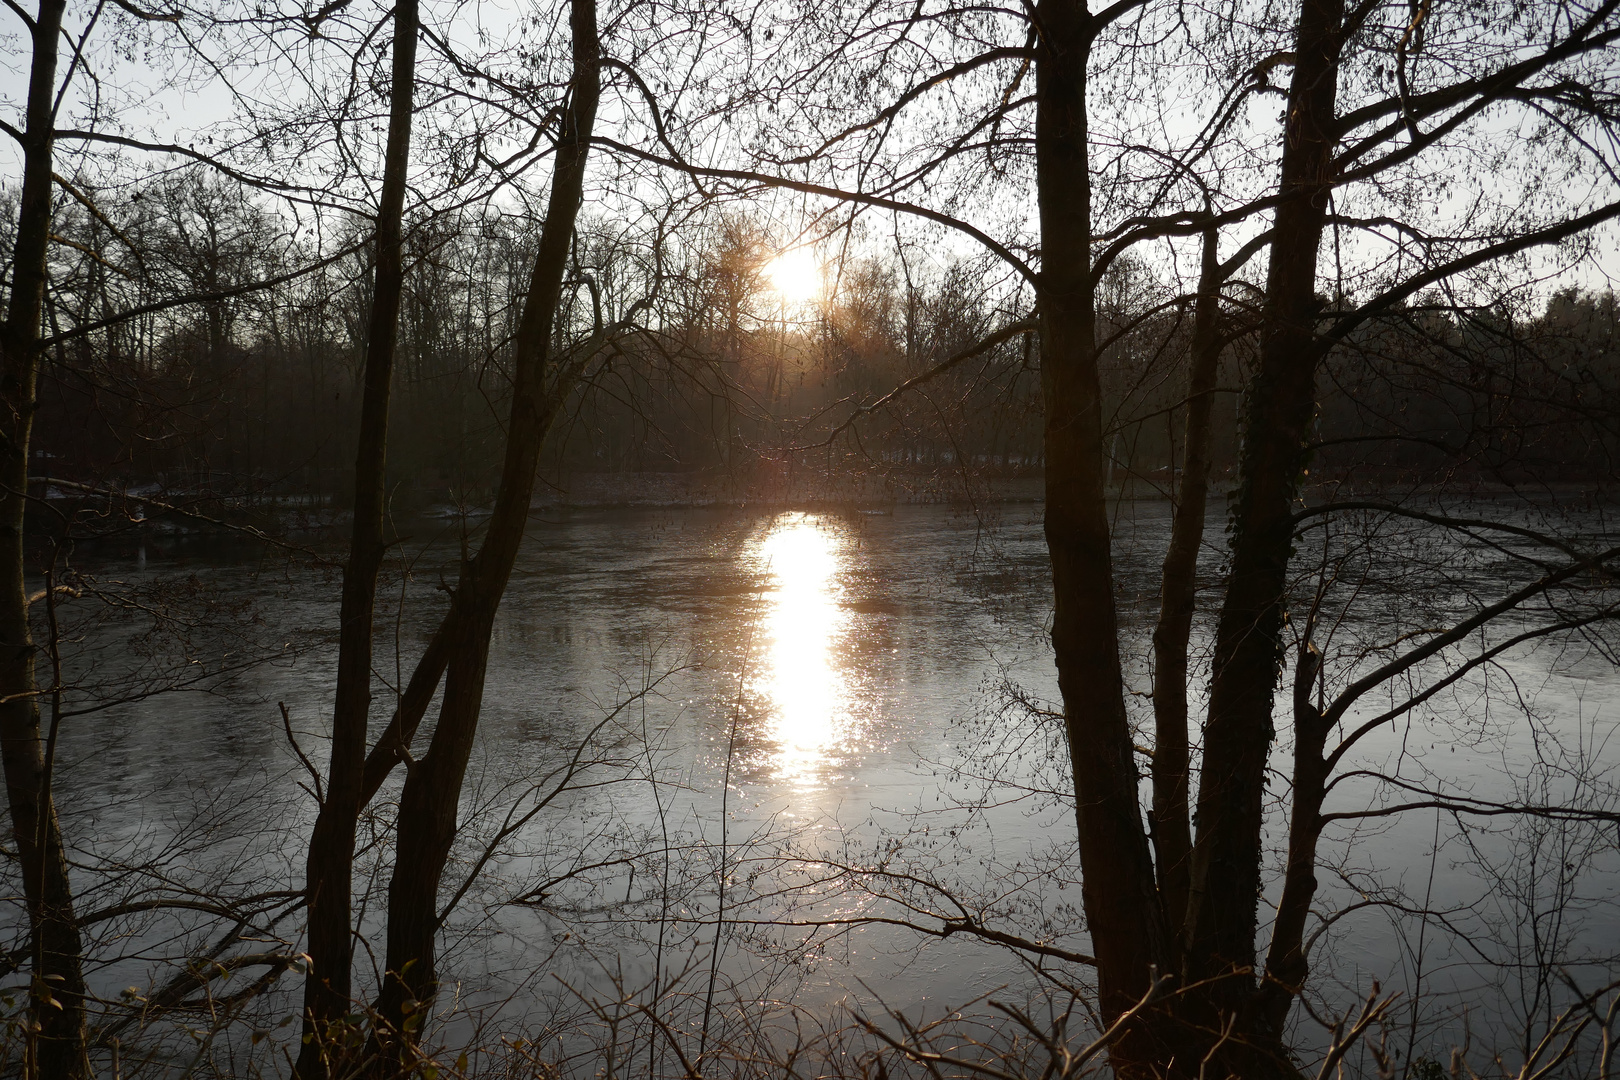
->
{"left": 1293, "top": 501, "right": 1588, "bottom": 561}
{"left": 786, "top": 315, "right": 1036, "bottom": 450}
{"left": 591, "top": 136, "right": 1039, "bottom": 289}
{"left": 1323, "top": 588, "right": 1620, "bottom": 772}
{"left": 41, "top": 237, "right": 367, "bottom": 346}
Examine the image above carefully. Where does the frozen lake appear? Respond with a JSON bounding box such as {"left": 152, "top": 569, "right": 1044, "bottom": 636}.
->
{"left": 25, "top": 498, "right": 1620, "bottom": 1074}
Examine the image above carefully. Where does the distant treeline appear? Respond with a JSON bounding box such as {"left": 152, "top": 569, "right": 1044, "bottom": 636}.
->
{"left": 13, "top": 172, "right": 1619, "bottom": 510}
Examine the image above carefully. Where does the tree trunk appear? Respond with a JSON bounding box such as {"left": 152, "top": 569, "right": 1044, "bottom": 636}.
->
{"left": 296, "top": 1, "right": 419, "bottom": 1073}
{"left": 1184, "top": 0, "right": 1343, "bottom": 1055}
{"left": 1034, "top": 0, "right": 1171, "bottom": 1067}
{"left": 358, "top": 626, "right": 448, "bottom": 804}
{"left": 1149, "top": 226, "right": 1222, "bottom": 947}
{"left": 1256, "top": 643, "right": 1328, "bottom": 1034}
{"left": 368, "top": 0, "right": 600, "bottom": 1057}
{"left": 0, "top": 2, "right": 91, "bottom": 1077}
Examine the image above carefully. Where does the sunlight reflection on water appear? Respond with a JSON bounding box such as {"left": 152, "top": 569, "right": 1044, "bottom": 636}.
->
{"left": 753, "top": 513, "right": 850, "bottom": 787}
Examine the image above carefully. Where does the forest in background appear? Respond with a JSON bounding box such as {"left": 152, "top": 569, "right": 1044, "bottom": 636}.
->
{"left": 15, "top": 178, "right": 1620, "bottom": 513}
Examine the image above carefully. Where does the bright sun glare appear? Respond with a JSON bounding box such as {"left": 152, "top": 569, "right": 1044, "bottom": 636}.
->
{"left": 756, "top": 514, "right": 847, "bottom": 786}
{"left": 764, "top": 249, "right": 821, "bottom": 303}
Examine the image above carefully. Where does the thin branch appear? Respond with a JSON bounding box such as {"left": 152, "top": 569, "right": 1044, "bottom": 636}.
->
{"left": 786, "top": 315, "right": 1037, "bottom": 450}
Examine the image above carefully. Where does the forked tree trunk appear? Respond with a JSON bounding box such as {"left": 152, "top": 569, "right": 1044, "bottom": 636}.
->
{"left": 296, "top": 1, "right": 419, "bottom": 1073}
{"left": 1149, "top": 226, "right": 1223, "bottom": 947}
{"left": 1034, "top": 0, "right": 1171, "bottom": 1067}
{"left": 1184, "top": 0, "right": 1343, "bottom": 1057}
{"left": 0, "top": 2, "right": 90, "bottom": 1077}
{"left": 367, "top": 0, "right": 600, "bottom": 1058}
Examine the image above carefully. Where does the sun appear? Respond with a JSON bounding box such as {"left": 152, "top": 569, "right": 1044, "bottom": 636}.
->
{"left": 764, "top": 248, "right": 821, "bottom": 303}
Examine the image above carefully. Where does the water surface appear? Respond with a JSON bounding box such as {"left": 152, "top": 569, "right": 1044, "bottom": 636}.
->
{"left": 35, "top": 500, "right": 1620, "bottom": 1068}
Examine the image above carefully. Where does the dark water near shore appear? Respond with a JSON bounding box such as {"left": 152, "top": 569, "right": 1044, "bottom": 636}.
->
{"left": 26, "top": 500, "right": 1620, "bottom": 1070}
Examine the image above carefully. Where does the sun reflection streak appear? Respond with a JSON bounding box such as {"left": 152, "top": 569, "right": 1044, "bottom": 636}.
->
{"left": 755, "top": 514, "right": 848, "bottom": 786}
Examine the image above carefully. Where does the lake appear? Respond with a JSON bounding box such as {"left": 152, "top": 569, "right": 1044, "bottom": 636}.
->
{"left": 29, "top": 498, "right": 1620, "bottom": 1074}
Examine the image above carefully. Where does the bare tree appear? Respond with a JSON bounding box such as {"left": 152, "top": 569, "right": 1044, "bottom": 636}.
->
{"left": 354, "top": 0, "right": 622, "bottom": 1066}
{"left": 2, "top": 2, "right": 94, "bottom": 1074}
{"left": 296, "top": 0, "right": 420, "bottom": 1069}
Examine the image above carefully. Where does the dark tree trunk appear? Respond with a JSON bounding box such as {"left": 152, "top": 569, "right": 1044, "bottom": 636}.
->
{"left": 358, "top": 627, "right": 448, "bottom": 803}
{"left": 1184, "top": 0, "right": 1343, "bottom": 1050}
{"left": 368, "top": 0, "right": 600, "bottom": 1058}
{"left": 1034, "top": 0, "right": 1171, "bottom": 1067}
{"left": 1149, "top": 226, "right": 1223, "bottom": 948}
{"left": 1256, "top": 643, "right": 1328, "bottom": 1033}
{"left": 296, "top": 1, "right": 419, "bottom": 1073}
{"left": 0, "top": 2, "right": 91, "bottom": 1077}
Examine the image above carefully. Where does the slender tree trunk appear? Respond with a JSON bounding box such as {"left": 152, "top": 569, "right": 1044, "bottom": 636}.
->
{"left": 357, "top": 626, "right": 447, "bottom": 803}
{"left": 1034, "top": 0, "right": 1170, "bottom": 1067}
{"left": 1184, "top": 0, "right": 1343, "bottom": 1050}
{"left": 296, "top": 2, "right": 419, "bottom": 1074}
{"left": 368, "top": 0, "right": 600, "bottom": 1057}
{"left": 1256, "top": 642, "right": 1328, "bottom": 1033}
{"left": 0, "top": 3, "right": 91, "bottom": 1077}
{"left": 1149, "top": 226, "right": 1222, "bottom": 947}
